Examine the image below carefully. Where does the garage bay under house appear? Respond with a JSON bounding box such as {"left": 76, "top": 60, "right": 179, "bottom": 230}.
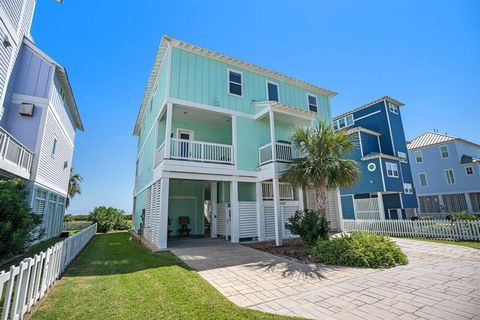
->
{"left": 132, "top": 36, "right": 341, "bottom": 250}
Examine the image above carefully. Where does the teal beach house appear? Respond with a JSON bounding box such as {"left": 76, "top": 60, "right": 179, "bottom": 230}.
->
{"left": 132, "top": 36, "right": 342, "bottom": 249}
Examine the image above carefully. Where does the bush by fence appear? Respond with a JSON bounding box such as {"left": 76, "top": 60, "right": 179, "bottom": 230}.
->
{"left": 0, "top": 223, "right": 97, "bottom": 319}
{"left": 63, "top": 221, "right": 93, "bottom": 231}
{"left": 343, "top": 219, "right": 480, "bottom": 241}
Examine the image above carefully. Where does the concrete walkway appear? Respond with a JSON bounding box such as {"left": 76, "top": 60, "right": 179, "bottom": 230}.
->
{"left": 170, "top": 238, "right": 480, "bottom": 320}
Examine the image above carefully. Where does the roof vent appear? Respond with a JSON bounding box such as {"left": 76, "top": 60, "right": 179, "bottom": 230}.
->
{"left": 19, "top": 103, "right": 34, "bottom": 116}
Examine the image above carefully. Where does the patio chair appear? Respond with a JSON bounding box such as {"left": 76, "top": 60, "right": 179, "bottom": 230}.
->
{"left": 178, "top": 216, "right": 191, "bottom": 236}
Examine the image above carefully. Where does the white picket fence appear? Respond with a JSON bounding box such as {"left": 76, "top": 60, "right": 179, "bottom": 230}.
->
{"left": 343, "top": 219, "right": 480, "bottom": 241}
{"left": 0, "top": 223, "right": 97, "bottom": 320}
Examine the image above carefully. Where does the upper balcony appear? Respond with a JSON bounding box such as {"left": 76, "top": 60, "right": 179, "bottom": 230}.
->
{"left": 259, "top": 141, "right": 298, "bottom": 166}
{"left": 0, "top": 127, "right": 33, "bottom": 180}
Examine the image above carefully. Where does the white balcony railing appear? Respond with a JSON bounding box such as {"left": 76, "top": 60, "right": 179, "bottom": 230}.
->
{"left": 0, "top": 127, "right": 34, "bottom": 173}
{"left": 169, "top": 138, "right": 233, "bottom": 164}
{"left": 262, "top": 182, "right": 294, "bottom": 200}
{"left": 259, "top": 142, "right": 297, "bottom": 165}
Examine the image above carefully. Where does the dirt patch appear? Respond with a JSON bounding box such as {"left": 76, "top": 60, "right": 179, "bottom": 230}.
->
{"left": 244, "top": 238, "right": 313, "bottom": 263}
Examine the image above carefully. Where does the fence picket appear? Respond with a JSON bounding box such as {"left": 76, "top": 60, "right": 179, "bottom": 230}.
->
{"left": 0, "top": 223, "right": 97, "bottom": 320}
{"left": 343, "top": 219, "right": 480, "bottom": 242}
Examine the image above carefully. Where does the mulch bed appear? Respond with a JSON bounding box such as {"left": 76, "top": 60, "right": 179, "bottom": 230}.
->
{"left": 244, "top": 238, "right": 313, "bottom": 263}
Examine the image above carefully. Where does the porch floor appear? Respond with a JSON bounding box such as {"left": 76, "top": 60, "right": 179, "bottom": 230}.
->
{"left": 170, "top": 238, "right": 480, "bottom": 319}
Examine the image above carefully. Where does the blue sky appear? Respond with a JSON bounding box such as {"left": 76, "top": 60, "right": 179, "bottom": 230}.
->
{"left": 32, "top": 0, "right": 479, "bottom": 214}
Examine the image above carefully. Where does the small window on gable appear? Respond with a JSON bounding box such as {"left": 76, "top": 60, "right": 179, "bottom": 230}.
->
{"left": 414, "top": 150, "right": 423, "bottom": 163}
{"left": 228, "top": 70, "right": 243, "bottom": 96}
{"left": 465, "top": 166, "right": 473, "bottom": 176}
{"left": 388, "top": 102, "right": 399, "bottom": 114}
{"left": 266, "top": 81, "right": 279, "bottom": 102}
{"left": 52, "top": 136, "right": 58, "bottom": 156}
{"left": 386, "top": 162, "right": 399, "bottom": 178}
{"left": 440, "top": 145, "right": 449, "bottom": 159}
{"left": 307, "top": 94, "right": 318, "bottom": 112}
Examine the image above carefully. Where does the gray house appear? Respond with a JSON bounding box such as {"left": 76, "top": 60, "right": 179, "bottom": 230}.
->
{"left": 0, "top": 0, "right": 84, "bottom": 240}
{"left": 408, "top": 132, "right": 480, "bottom": 217}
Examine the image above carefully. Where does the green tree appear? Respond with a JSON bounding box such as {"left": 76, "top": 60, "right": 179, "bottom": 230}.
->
{"left": 283, "top": 121, "right": 360, "bottom": 217}
{"left": 0, "top": 179, "right": 43, "bottom": 259}
{"left": 66, "top": 167, "right": 82, "bottom": 208}
{"left": 88, "top": 206, "right": 129, "bottom": 233}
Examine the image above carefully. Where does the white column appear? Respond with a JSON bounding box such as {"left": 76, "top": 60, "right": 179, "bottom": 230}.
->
{"left": 159, "top": 177, "right": 170, "bottom": 249}
{"left": 230, "top": 180, "right": 240, "bottom": 243}
{"left": 377, "top": 192, "right": 386, "bottom": 220}
{"left": 269, "top": 110, "right": 276, "bottom": 161}
{"left": 210, "top": 182, "right": 218, "bottom": 238}
{"left": 256, "top": 181, "right": 265, "bottom": 241}
{"left": 272, "top": 177, "right": 283, "bottom": 246}
{"left": 465, "top": 193, "right": 474, "bottom": 213}
{"left": 232, "top": 115, "right": 237, "bottom": 167}
{"left": 438, "top": 195, "right": 445, "bottom": 212}
{"left": 336, "top": 188, "right": 344, "bottom": 231}
{"left": 297, "top": 187, "right": 304, "bottom": 211}
{"left": 164, "top": 103, "right": 173, "bottom": 159}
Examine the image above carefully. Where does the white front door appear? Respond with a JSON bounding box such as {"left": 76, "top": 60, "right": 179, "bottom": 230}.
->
{"left": 177, "top": 129, "right": 193, "bottom": 158}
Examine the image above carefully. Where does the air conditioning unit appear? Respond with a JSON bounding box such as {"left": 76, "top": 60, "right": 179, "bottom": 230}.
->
{"left": 19, "top": 103, "right": 34, "bottom": 116}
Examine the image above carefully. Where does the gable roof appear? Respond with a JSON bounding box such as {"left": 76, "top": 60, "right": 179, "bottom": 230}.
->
{"left": 133, "top": 35, "right": 337, "bottom": 135}
{"left": 407, "top": 132, "right": 480, "bottom": 150}
{"left": 333, "top": 96, "right": 404, "bottom": 121}
{"left": 23, "top": 38, "right": 84, "bottom": 131}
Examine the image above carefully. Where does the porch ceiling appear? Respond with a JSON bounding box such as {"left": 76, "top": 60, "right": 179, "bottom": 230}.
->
{"left": 173, "top": 105, "right": 231, "bottom": 128}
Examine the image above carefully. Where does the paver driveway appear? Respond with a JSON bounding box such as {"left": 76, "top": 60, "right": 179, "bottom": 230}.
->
{"left": 170, "top": 238, "right": 480, "bottom": 320}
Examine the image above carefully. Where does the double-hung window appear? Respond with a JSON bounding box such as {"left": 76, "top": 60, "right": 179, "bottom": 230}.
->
{"left": 386, "top": 162, "right": 399, "bottom": 178}
{"left": 228, "top": 70, "right": 243, "bottom": 96}
{"left": 445, "top": 169, "right": 455, "bottom": 184}
{"left": 266, "top": 81, "right": 279, "bottom": 102}
{"left": 307, "top": 94, "right": 318, "bottom": 112}
{"left": 403, "top": 183, "right": 413, "bottom": 194}
{"left": 414, "top": 150, "right": 423, "bottom": 163}
{"left": 440, "top": 145, "right": 449, "bottom": 159}
{"left": 419, "top": 173, "right": 428, "bottom": 187}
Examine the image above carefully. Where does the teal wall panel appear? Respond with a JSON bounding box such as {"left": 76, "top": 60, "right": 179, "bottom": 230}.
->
{"left": 172, "top": 118, "right": 232, "bottom": 145}
{"left": 133, "top": 189, "right": 148, "bottom": 231}
{"left": 239, "top": 182, "right": 256, "bottom": 201}
{"left": 236, "top": 117, "right": 269, "bottom": 171}
{"left": 169, "top": 180, "right": 205, "bottom": 235}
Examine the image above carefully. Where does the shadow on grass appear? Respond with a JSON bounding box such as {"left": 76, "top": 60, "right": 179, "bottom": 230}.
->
{"left": 64, "top": 232, "right": 191, "bottom": 277}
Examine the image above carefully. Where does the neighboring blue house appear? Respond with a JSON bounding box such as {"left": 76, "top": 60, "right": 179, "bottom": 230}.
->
{"left": 333, "top": 97, "right": 418, "bottom": 220}
{"left": 408, "top": 132, "right": 480, "bottom": 215}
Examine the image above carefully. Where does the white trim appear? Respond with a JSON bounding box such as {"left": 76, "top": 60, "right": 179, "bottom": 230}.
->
{"left": 265, "top": 80, "right": 280, "bottom": 102}
{"left": 445, "top": 168, "right": 456, "bottom": 185}
{"left": 379, "top": 158, "right": 386, "bottom": 191}
{"left": 176, "top": 128, "right": 194, "bottom": 140}
{"left": 358, "top": 131, "right": 363, "bottom": 157}
{"left": 439, "top": 145, "right": 450, "bottom": 159}
{"left": 385, "top": 162, "right": 399, "bottom": 178}
{"left": 227, "top": 68, "right": 243, "bottom": 97}
{"left": 232, "top": 115, "right": 237, "bottom": 169}
{"left": 168, "top": 97, "right": 255, "bottom": 119}
{"left": 306, "top": 93, "right": 318, "bottom": 113}
{"left": 383, "top": 100, "right": 396, "bottom": 154}
{"left": 418, "top": 172, "right": 428, "bottom": 187}
{"left": 352, "top": 110, "right": 381, "bottom": 122}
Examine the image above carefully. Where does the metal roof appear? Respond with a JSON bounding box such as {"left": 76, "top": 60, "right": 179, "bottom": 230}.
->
{"left": 407, "top": 132, "right": 480, "bottom": 150}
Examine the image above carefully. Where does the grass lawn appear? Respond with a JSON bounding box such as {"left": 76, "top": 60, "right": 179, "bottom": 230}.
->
{"left": 29, "top": 232, "right": 295, "bottom": 320}
{"left": 407, "top": 238, "right": 480, "bottom": 250}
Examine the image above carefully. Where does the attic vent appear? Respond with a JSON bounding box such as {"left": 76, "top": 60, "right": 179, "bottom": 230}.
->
{"left": 19, "top": 103, "right": 34, "bottom": 116}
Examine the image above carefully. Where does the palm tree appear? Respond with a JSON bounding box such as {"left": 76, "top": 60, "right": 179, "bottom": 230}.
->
{"left": 66, "top": 167, "right": 82, "bottom": 208}
{"left": 282, "top": 121, "right": 360, "bottom": 216}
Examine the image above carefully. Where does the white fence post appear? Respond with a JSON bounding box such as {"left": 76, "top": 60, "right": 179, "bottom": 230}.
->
{"left": 0, "top": 223, "right": 97, "bottom": 320}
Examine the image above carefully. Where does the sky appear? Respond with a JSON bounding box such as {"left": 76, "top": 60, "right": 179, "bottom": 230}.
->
{"left": 32, "top": 0, "right": 480, "bottom": 214}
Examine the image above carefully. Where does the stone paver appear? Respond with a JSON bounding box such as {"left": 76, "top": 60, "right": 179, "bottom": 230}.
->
{"left": 170, "top": 238, "right": 480, "bottom": 319}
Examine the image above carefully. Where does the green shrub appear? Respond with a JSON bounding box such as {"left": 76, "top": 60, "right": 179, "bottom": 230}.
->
{"left": 88, "top": 206, "right": 130, "bottom": 233}
{"left": 309, "top": 232, "right": 408, "bottom": 268}
{"left": 448, "top": 211, "right": 479, "bottom": 221}
{"left": 285, "top": 209, "right": 330, "bottom": 245}
{"left": 0, "top": 179, "right": 43, "bottom": 259}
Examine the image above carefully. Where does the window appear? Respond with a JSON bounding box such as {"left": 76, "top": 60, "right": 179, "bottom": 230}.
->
{"left": 228, "top": 70, "right": 243, "bottom": 96}
{"left": 419, "top": 173, "right": 428, "bottom": 187}
{"left": 266, "top": 81, "right": 279, "bottom": 102}
{"left": 466, "top": 166, "right": 474, "bottom": 176}
{"left": 388, "top": 102, "right": 399, "bottom": 114}
{"left": 440, "top": 145, "right": 449, "bottom": 159}
{"left": 332, "top": 114, "right": 354, "bottom": 131}
{"left": 445, "top": 169, "right": 455, "bottom": 184}
{"left": 52, "top": 137, "right": 58, "bottom": 156}
{"left": 414, "top": 150, "right": 423, "bottom": 163}
{"left": 397, "top": 151, "right": 408, "bottom": 163}
{"left": 307, "top": 94, "right": 318, "bottom": 112}
{"left": 403, "top": 183, "right": 413, "bottom": 194}
{"left": 386, "top": 162, "right": 399, "bottom": 177}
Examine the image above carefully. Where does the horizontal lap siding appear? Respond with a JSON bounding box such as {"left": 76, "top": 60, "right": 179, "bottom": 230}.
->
{"left": 216, "top": 203, "right": 226, "bottom": 236}
{"left": 169, "top": 47, "right": 330, "bottom": 115}
{"left": 239, "top": 201, "right": 257, "bottom": 238}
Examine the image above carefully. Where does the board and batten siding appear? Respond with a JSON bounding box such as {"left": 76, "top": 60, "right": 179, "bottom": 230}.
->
{"left": 169, "top": 47, "right": 331, "bottom": 115}
{"left": 36, "top": 109, "right": 73, "bottom": 194}
{"left": 50, "top": 73, "right": 76, "bottom": 142}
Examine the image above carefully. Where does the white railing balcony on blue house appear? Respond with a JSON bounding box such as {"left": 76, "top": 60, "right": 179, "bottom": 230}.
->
{"left": 259, "top": 141, "right": 298, "bottom": 166}
{"left": 155, "top": 138, "right": 234, "bottom": 167}
{"left": 0, "top": 127, "right": 34, "bottom": 176}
